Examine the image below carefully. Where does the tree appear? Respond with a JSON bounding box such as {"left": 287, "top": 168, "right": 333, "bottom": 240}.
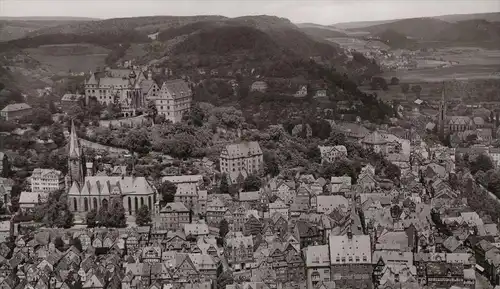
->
{"left": 104, "top": 103, "right": 121, "bottom": 119}
{"left": 184, "top": 104, "right": 204, "bottom": 127}
{"left": 54, "top": 237, "right": 65, "bottom": 251}
{"left": 147, "top": 100, "right": 158, "bottom": 120}
{"left": 48, "top": 99, "right": 57, "bottom": 114}
{"left": 158, "top": 181, "right": 177, "bottom": 205}
{"left": 2, "top": 154, "right": 11, "bottom": 178}
{"left": 401, "top": 83, "right": 410, "bottom": 93}
{"left": 0, "top": 198, "right": 5, "bottom": 215}
{"left": 307, "top": 145, "right": 321, "bottom": 164}
{"left": 136, "top": 205, "right": 152, "bottom": 226}
{"left": 411, "top": 85, "right": 422, "bottom": 97}
{"left": 20, "top": 108, "right": 53, "bottom": 129}
{"left": 219, "top": 219, "right": 229, "bottom": 238}
{"left": 49, "top": 123, "right": 66, "bottom": 147}
{"left": 470, "top": 154, "right": 494, "bottom": 175}
{"left": 107, "top": 198, "right": 127, "bottom": 228}
{"left": 390, "top": 77, "right": 400, "bottom": 85}
{"left": 328, "top": 131, "right": 346, "bottom": 146}
{"left": 124, "top": 128, "right": 151, "bottom": 155}
{"left": 67, "top": 105, "right": 86, "bottom": 124}
{"left": 220, "top": 174, "right": 229, "bottom": 194}
{"left": 264, "top": 152, "right": 279, "bottom": 177}
{"left": 370, "top": 77, "right": 388, "bottom": 91}
{"left": 70, "top": 237, "right": 83, "bottom": 252}
{"left": 242, "top": 175, "right": 261, "bottom": 192}
{"left": 86, "top": 208, "right": 97, "bottom": 227}
{"left": 34, "top": 189, "right": 74, "bottom": 228}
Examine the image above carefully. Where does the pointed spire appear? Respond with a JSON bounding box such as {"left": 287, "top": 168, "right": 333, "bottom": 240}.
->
{"left": 69, "top": 120, "right": 81, "bottom": 159}
{"left": 87, "top": 71, "right": 97, "bottom": 85}
{"left": 441, "top": 81, "right": 446, "bottom": 102}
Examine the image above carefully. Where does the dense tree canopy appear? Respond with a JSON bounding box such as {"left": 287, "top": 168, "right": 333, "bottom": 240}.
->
{"left": 34, "top": 189, "right": 74, "bottom": 228}
{"left": 242, "top": 175, "right": 262, "bottom": 192}
{"left": 158, "top": 181, "right": 177, "bottom": 206}
{"left": 136, "top": 205, "right": 152, "bottom": 226}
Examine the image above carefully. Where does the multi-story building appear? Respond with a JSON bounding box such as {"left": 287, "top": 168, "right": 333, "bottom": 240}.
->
{"left": 84, "top": 69, "right": 146, "bottom": 117}
{"left": 30, "top": 168, "right": 64, "bottom": 192}
{"left": 220, "top": 142, "right": 263, "bottom": 183}
{"left": 0, "top": 103, "right": 32, "bottom": 121}
{"left": 164, "top": 175, "right": 206, "bottom": 214}
{"left": 422, "top": 262, "right": 465, "bottom": 288}
{"left": 329, "top": 232, "right": 373, "bottom": 289}
{"left": 158, "top": 202, "right": 190, "bottom": 230}
{"left": 269, "top": 200, "right": 289, "bottom": 219}
{"left": 306, "top": 245, "right": 331, "bottom": 289}
{"left": 224, "top": 206, "right": 246, "bottom": 232}
{"left": 225, "top": 232, "right": 254, "bottom": 269}
{"left": 205, "top": 198, "right": 227, "bottom": 225}
{"left": 318, "top": 145, "right": 348, "bottom": 164}
{"left": 243, "top": 214, "right": 262, "bottom": 236}
{"left": 61, "top": 93, "right": 86, "bottom": 113}
{"left": 148, "top": 79, "right": 192, "bottom": 123}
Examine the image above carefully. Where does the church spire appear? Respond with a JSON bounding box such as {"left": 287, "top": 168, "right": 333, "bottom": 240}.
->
{"left": 68, "top": 120, "right": 85, "bottom": 187}
{"left": 69, "top": 120, "right": 81, "bottom": 159}
{"left": 439, "top": 82, "right": 447, "bottom": 140}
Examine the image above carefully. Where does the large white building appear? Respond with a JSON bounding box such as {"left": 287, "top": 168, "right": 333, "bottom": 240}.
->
{"left": 329, "top": 233, "right": 373, "bottom": 288}
{"left": 149, "top": 79, "right": 193, "bottom": 123}
{"left": 84, "top": 68, "right": 192, "bottom": 123}
{"left": 31, "top": 168, "right": 64, "bottom": 192}
{"left": 220, "top": 142, "right": 263, "bottom": 183}
{"left": 84, "top": 69, "right": 146, "bottom": 117}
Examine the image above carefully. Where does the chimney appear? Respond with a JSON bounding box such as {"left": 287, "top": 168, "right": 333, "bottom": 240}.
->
{"left": 148, "top": 70, "right": 153, "bottom": 80}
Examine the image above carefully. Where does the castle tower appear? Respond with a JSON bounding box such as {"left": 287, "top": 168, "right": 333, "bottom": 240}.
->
{"left": 438, "top": 82, "right": 447, "bottom": 140}
{"left": 68, "top": 120, "right": 84, "bottom": 187}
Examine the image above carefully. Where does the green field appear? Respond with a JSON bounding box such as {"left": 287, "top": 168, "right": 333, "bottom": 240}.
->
{"left": 383, "top": 65, "right": 500, "bottom": 82}
{"left": 23, "top": 43, "right": 110, "bottom": 73}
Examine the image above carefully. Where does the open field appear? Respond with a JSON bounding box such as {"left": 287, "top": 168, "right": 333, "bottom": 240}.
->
{"left": 382, "top": 65, "right": 500, "bottom": 82}
{"left": 23, "top": 43, "right": 110, "bottom": 74}
{"left": 435, "top": 48, "right": 500, "bottom": 66}
{"left": 328, "top": 37, "right": 390, "bottom": 52}
{"left": 123, "top": 43, "right": 149, "bottom": 61}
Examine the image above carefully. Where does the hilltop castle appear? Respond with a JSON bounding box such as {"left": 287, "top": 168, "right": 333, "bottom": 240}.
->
{"left": 84, "top": 68, "right": 192, "bottom": 123}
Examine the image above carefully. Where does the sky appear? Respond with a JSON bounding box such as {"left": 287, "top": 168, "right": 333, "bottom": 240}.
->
{"left": 1, "top": 0, "right": 499, "bottom": 25}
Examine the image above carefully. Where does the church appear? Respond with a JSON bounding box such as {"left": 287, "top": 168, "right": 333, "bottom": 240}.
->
{"left": 66, "top": 121, "right": 157, "bottom": 217}
{"left": 437, "top": 83, "right": 482, "bottom": 139}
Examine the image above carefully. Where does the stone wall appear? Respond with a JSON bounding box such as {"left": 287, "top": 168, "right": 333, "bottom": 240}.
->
{"left": 79, "top": 138, "right": 129, "bottom": 154}
{"left": 99, "top": 115, "right": 152, "bottom": 128}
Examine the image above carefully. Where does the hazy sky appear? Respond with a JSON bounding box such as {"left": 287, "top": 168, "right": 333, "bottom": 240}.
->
{"left": 1, "top": 0, "right": 499, "bottom": 25}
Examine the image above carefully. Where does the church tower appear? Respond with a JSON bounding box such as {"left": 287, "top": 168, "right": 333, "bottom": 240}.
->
{"left": 438, "top": 82, "right": 447, "bottom": 140}
{"left": 68, "top": 120, "right": 84, "bottom": 187}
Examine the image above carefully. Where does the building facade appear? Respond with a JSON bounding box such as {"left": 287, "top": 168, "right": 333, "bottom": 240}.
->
{"left": 148, "top": 79, "right": 192, "bottom": 123}
{"left": 318, "top": 145, "right": 348, "bottom": 164}
{"left": 30, "top": 168, "right": 64, "bottom": 192}
{"left": 329, "top": 232, "right": 373, "bottom": 289}
{"left": 0, "top": 103, "right": 32, "bottom": 121}
{"left": 84, "top": 69, "right": 145, "bottom": 117}
{"left": 219, "top": 142, "right": 263, "bottom": 179}
{"left": 158, "top": 202, "right": 190, "bottom": 230}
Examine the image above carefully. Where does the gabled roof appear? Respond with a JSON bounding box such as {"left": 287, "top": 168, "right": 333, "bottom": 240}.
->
{"left": 1, "top": 103, "right": 31, "bottom": 112}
